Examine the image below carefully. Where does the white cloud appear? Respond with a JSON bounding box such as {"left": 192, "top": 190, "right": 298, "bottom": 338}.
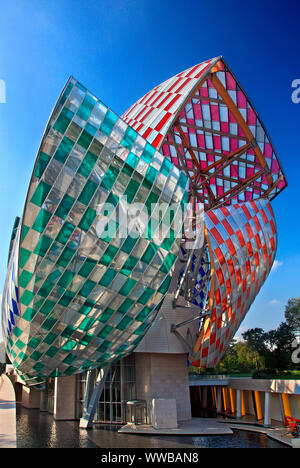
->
{"left": 271, "top": 260, "right": 283, "bottom": 272}
{"left": 269, "top": 299, "right": 281, "bottom": 306}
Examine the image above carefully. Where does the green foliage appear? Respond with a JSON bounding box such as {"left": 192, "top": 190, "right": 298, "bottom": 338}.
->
{"left": 284, "top": 297, "right": 300, "bottom": 334}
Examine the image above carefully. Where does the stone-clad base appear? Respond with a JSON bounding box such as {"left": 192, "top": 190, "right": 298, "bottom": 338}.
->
{"left": 135, "top": 352, "right": 192, "bottom": 423}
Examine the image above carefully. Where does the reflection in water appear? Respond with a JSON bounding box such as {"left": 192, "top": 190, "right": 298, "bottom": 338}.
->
{"left": 16, "top": 405, "right": 289, "bottom": 449}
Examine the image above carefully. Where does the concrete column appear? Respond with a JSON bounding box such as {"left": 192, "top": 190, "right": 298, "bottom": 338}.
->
{"left": 264, "top": 391, "right": 271, "bottom": 427}
{"left": 236, "top": 389, "right": 242, "bottom": 419}
{"left": 54, "top": 375, "right": 76, "bottom": 420}
{"left": 40, "top": 384, "right": 48, "bottom": 412}
{"left": 22, "top": 386, "right": 40, "bottom": 409}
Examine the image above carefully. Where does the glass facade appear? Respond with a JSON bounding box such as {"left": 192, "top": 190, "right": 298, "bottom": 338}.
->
{"left": 75, "top": 354, "right": 136, "bottom": 424}
{"left": 1, "top": 58, "right": 287, "bottom": 383}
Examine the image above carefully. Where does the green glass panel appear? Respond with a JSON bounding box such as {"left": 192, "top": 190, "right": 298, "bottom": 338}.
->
{"left": 78, "top": 280, "right": 96, "bottom": 298}
{"left": 13, "top": 326, "right": 22, "bottom": 338}
{"left": 106, "top": 192, "right": 119, "bottom": 207}
{"left": 64, "top": 365, "right": 77, "bottom": 375}
{"left": 55, "top": 194, "right": 75, "bottom": 220}
{"left": 118, "top": 298, "right": 134, "bottom": 314}
{"left": 53, "top": 107, "right": 74, "bottom": 134}
{"left": 19, "top": 270, "right": 33, "bottom": 288}
{"left": 80, "top": 333, "right": 93, "bottom": 346}
{"left": 19, "top": 248, "right": 31, "bottom": 268}
{"left": 39, "top": 280, "right": 55, "bottom": 298}
{"left": 18, "top": 352, "right": 28, "bottom": 361}
{"left": 45, "top": 346, "right": 59, "bottom": 357}
{"left": 54, "top": 136, "right": 74, "bottom": 164}
{"left": 160, "top": 252, "right": 177, "bottom": 273}
{"left": 97, "top": 340, "right": 111, "bottom": 352}
{"left": 78, "top": 317, "right": 95, "bottom": 332}
{"left": 77, "top": 94, "right": 96, "bottom": 120}
{"left": 124, "top": 179, "right": 140, "bottom": 203}
{"left": 21, "top": 225, "right": 30, "bottom": 242}
{"left": 142, "top": 142, "right": 155, "bottom": 164}
{"left": 58, "top": 270, "right": 75, "bottom": 287}
{"left": 62, "top": 340, "right": 77, "bottom": 352}
{"left": 145, "top": 166, "right": 158, "bottom": 184}
{"left": 20, "top": 290, "right": 34, "bottom": 306}
{"left": 141, "top": 243, "right": 158, "bottom": 264}
{"left": 78, "top": 258, "right": 97, "bottom": 278}
{"left": 56, "top": 221, "right": 75, "bottom": 245}
{"left": 160, "top": 228, "right": 176, "bottom": 251}
{"left": 31, "top": 350, "right": 42, "bottom": 361}
{"left": 100, "top": 110, "right": 117, "bottom": 135}
{"left": 78, "top": 207, "right": 96, "bottom": 232}
{"left": 33, "top": 362, "right": 44, "bottom": 372}
{"left": 59, "top": 290, "right": 75, "bottom": 307}
{"left": 34, "top": 235, "right": 52, "bottom": 257}
{"left": 99, "top": 268, "right": 117, "bottom": 287}
{"left": 126, "top": 152, "right": 138, "bottom": 169}
{"left": 32, "top": 208, "right": 52, "bottom": 233}
{"left": 77, "top": 130, "right": 93, "bottom": 150}
{"left": 134, "top": 322, "right": 149, "bottom": 336}
{"left": 120, "top": 256, "right": 138, "bottom": 276}
{"left": 122, "top": 162, "right": 134, "bottom": 178}
{"left": 47, "top": 269, "right": 62, "bottom": 284}
{"left": 63, "top": 354, "right": 76, "bottom": 365}
{"left": 40, "top": 299, "right": 56, "bottom": 315}
{"left": 22, "top": 307, "right": 36, "bottom": 322}
{"left": 98, "top": 308, "right": 114, "bottom": 323}
{"left": 138, "top": 287, "right": 155, "bottom": 305}
{"left": 60, "top": 81, "right": 74, "bottom": 105}
{"left": 34, "top": 152, "right": 51, "bottom": 178}
{"left": 121, "top": 126, "right": 137, "bottom": 150}
{"left": 121, "top": 236, "right": 138, "bottom": 254}
{"left": 30, "top": 180, "right": 51, "bottom": 207}
{"left": 76, "top": 82, "right": 87, "bottom": 93}
{"left": 136, "top": 306, "right": 152, "bottom": 322}
{"left": 158, "top": 276, "right": 171, "bottom": 295}
{"left": 97, "top": 325, "right": 113, "bottom": 339}
{"left": 78, "top": 151, "right": 98, "bottom": 178}
{"left": 44, "top": 332, "right": 57, "bottom": 345}
{"left": 178, "top": 172, "right": 188, "bottom": 189}
{"left": 119, "top": 278, "right": 137, "bottom": 296}
{"left": 15, "top": 339, "right": 25, "bottom": 350}
{"left": 61, "top": 325, "right": 76, "bottom": 338}
{"left": 78, "top": 304, "right": 92, "bottom": 316}
{"left": 41, "top": 317, "right": 56, "bottom": 331}
{"left": 160, "top": 157, "right": 172, "bottom": 177}
{"left": 100, "top": 245, "right": 118, "bottom": 267}
{"left": 78, "top": 179, "right": 98, "bottom": 205}
{"left": 57, "top": 246, "right": 75, "bottom": 268}
{"left": 100, "top": 165, "right": 119, "bottom": 191}
{"left": 28, "top": 337, "right": 41, "bottom": 349}
{"left": 117, "top": 315, "right": 133, "bottom": 330}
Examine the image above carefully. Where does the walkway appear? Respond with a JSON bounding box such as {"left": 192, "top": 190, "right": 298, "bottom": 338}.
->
{"left": 0, "top": 374, "right": 17, "bottom": 448}
{"left": 119, "top": 417, "right": 233, "bottom": 435}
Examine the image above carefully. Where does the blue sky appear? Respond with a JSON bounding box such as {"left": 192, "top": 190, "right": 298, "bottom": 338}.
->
{"left": 0, "top": 0, "right": 299, "bottom": 339}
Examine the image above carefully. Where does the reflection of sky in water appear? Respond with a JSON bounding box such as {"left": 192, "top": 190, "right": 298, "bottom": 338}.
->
{"left": 16, "top": 406, "right": 288, "bottom": 449}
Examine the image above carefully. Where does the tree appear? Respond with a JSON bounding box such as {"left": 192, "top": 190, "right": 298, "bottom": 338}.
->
{"left": 242, "top": 328, "right": 268, "bottom": 370}
{"left": 285, "top": 298, "right": 300, "bottom": 335}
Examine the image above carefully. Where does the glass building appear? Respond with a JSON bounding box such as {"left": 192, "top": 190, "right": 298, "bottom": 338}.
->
{"left": 1, "top": 57, "right": 287, "bottom": 425}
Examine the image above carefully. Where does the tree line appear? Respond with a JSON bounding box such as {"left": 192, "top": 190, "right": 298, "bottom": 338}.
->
{"left": 218, "top": 297, "right": 300, "bottom": 376}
